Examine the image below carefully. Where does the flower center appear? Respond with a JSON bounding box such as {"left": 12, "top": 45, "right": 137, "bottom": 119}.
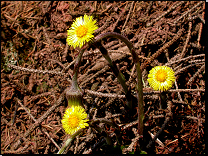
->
{"left": 76, "top": 25, "right": 88, "bottom": 38}
{"left": 156, "top": 69, "right": 167, "bottom": 82}
{"left": 68, "top": 115, "right": 79, "bottom": 128}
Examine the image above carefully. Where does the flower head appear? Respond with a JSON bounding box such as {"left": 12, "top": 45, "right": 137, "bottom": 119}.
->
{"left": 62, "top": 105, "right": 89, "bottom": 135}
{"left": 67, "top": 14, "right": 98, "bottom": 48}
{"left": 147, "top": 66, "right": 175, "bottom": 91}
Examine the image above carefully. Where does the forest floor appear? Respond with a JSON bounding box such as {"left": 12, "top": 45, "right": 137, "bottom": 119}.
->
{"left": 1, "top": 1, "right": 205, "bottom": 154}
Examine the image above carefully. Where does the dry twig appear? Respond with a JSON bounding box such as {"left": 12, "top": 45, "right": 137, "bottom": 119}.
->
{"left": 141, "top": 28, "right": 184, "bottom": 71}
{"left": 146, "top": 1, "right": 185, "bottom": 27}
{"left": 180, "top": 21, "right": 192, "bottom": 59}
{"left": 7, "top": 64, "right": 70, "bottom": 77}
{"left": 14, "top": 97, "right": 61, "bottom": 150}
{"left": 187, "top": 64, "right": 205, "bottom": 85}
{"left": 173, "top": 1, "right": 204, "bottom": 24}
{"left": 197, "top": 2, "right": 205, "bottom": 47}
{"left": 121, "top": 1, "right": 135, "bottom": 33}
{"left": 12, "top": 90, "right": 65, "bottom": 150}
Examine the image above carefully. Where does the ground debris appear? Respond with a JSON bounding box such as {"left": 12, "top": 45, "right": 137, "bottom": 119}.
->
{"left": 1, "top": 1, "right": 205, "bottom": 154}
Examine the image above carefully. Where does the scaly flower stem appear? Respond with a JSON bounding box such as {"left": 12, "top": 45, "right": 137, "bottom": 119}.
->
{"left": 93, "top": 41, "right": 132, "bottom": 109}
{"left": 61, "top": 48, "right": 88, "bottom": 153}
{"left": 71, "top": 49, "right": 85, "bottom": 91}
{"left": 159, "top": 91, "right": 167, "bottom": 109}
{"left": 93, "top": 32, "right": 144, "bottom": 135}
{"left": 65, "top": 49, "right": 86, "bottom": 108}
{"left": 57, "top": 129, "right": 84, "bottom": 154}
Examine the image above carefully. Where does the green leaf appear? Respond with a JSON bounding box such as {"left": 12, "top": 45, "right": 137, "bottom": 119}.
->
{"left": 140, "top": 150, "right": 147, "bottom": 154}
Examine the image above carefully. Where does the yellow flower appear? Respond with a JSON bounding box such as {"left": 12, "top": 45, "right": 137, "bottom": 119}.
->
{"left": 147, "top": 66, "right": 175, "bottom": 91}
{"left": 66, "top": 14, "right": 98, "bottom": 48}
{"left": 61, "top": 105, "right": 89, "bottom": 135}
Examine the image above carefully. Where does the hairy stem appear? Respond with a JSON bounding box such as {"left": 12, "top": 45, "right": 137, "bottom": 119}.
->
{"left": 93, "top": 32, "right": 144, "bottom": 135}
{"left": 71, "top": 49, "right": 85, "bottom": 91}
{"left": 57, "top": 129, "right": 84, "bottom": 154}
{"left": 65, "top": 49, "right": 86, "bottom": 108}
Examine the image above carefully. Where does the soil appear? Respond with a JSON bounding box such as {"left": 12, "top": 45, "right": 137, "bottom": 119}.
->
{"left": 1, "top": 1, "right": 205, "bottom": 154}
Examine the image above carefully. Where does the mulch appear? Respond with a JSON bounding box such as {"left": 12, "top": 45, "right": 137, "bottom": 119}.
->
{"left": 1, "top": 1, "right": 205, "bottom": 154}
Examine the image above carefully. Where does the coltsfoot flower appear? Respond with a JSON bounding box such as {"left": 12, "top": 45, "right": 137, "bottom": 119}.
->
{"left": 147, "top": 66, "right": 175, "bottom": 91}
{"left": 62, "top": 105, "right": 89, "bottom": 135}
{"left": 66, "top": 14, "right": 98, "bottom": 48}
